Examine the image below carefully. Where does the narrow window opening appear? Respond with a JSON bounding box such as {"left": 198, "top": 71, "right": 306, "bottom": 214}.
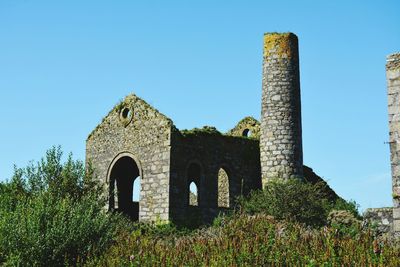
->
{"left": 189, "top": 182, "right": 198, "bottom": 206}
{"left": 187, "top": 163, "right": 202, "bottom": 207}
{"left": 132, "top": 176, "right": 141, "bottom": 202}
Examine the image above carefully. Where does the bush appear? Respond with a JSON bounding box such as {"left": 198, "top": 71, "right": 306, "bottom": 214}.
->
{"left": 0, "top": 146, "right": 131, "bottom": 266}
{"left": 329, "top": 198, "right": 361, "bottom": 219}
{"left": 237, "top": 178, "right": 331, "bottom": 227}
{"left": 327, "top": 210, "right": 361, "bottom": 237}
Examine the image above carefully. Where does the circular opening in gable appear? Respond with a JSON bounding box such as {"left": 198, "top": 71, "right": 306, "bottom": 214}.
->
{"left": 119, "top": 106, "right": 134, "bottom": 126}
{"left": 121, "top": 108, "right": 131, "bottom": 119}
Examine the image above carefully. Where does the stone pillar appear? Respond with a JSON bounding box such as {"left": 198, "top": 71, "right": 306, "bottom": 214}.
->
{"left": 260, "top": 32, "right": 303, "bottom": 186}
{"left": 387, "top": 53, "right": 400, "bottom": 236}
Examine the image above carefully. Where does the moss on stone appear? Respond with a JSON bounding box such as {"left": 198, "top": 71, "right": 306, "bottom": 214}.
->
{"left": 263, "top": 32, "right": 297, "bottom": 59}
{"left": 179, "top": 124, "right": 262, "bottom": 142}
{"left": 227, "top": 116, "right": 260, "bottom": 139}
{"left": 181, "top": 126, "right": 222, "bottom": 137}
{"left": 87, "top": 93, "right": 174, "bottom": 141}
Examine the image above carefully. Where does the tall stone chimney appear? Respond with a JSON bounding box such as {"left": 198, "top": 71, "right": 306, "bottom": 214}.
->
{"left": 260, "top": 32, "right": 303, "bottom": 186}
{"left": 387, "top": 53, "right": 400, "bottom": 237}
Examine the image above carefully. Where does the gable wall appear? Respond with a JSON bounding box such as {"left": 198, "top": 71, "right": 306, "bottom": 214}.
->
{"left": 86, "top": 95, "right": 172, "bottom": 221}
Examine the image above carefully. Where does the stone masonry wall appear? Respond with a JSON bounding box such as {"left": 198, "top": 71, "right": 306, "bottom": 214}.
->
{"left": 169, "top": 127, "right": 261, "bottom": 224}
{"left": 86, "top": 94, "right": 172, "bottom": 222}
{"left": 260, "top": 32, "right": 303, "bottom": 186}
{"left": 387, "top": 53, "right": 400, "bottom": 237}
{"left": 364, "top": 207, "right": 393, "bottom": 235}
{"left": 227, "top": 116, "right": 261, "bottom": 139}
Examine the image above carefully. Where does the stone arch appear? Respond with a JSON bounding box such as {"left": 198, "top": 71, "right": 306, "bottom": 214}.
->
{"left": 217, "top": 167, "right": 231, "bottom": 208}
{"left": 107, "top": 152, "right": 143, "bottom": 221}
{"left": 186, "top": 161, "right": 203, "bottom": 207}
{"left": 242, "top": 128, "right": 252, "bottom": 137}
{"left": 227, "top": 117, "right": 261, "bottom": 139}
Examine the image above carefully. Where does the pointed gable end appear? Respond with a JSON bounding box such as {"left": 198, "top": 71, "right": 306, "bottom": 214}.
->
{"left": 87, "top": 93, "right": 174, "bottom": 146}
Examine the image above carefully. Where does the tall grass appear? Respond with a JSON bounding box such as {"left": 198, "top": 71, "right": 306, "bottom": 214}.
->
{"left": 87, "top": 213, "right": 400, "bottom": 266}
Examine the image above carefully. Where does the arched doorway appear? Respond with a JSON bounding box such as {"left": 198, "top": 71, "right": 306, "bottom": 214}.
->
{"left": 109, "top": 156, "right": 141, "bottom": 221}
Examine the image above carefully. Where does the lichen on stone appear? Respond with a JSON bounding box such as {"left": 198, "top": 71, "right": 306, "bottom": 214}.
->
{"left": 87, "top": 93, "right": 174, "bottom": 141}
{"left": 263, "top": 32, "right": 298, "bottom": 59}
{"left": 387, "top": 53, "right": 400, "bottom": 70}
{"left": 227, "top": 116, "right": 260, "bottom": 139}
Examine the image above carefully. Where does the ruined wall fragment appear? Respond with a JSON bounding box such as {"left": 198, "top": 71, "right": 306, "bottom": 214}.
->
{"left": 387, "top": 53, "right": 400, "bottom": 236}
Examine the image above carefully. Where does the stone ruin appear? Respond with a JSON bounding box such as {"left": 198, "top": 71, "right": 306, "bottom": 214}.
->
{"left": 86, "top": 33, "right": 339, "bottom": 225}
{"left": 388, "top": 53, "right": 400, "bottom": 237}
{"left": 363, "top": 53, "right": 400, "bottom": 238}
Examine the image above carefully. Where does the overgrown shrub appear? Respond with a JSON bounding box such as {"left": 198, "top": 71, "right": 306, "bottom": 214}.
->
{"left": 327, "top": 210, "right": 360, "bottom": 227}
{"left": 0, "top": 146, "right": 132, "bottom": 266}
{"left": 329, "top": 198, "right": 361, "bottom": 219}
{"left": 237, "top": 178, "right": 331, "bottom": 227}
{"left": 237, "top": 178, "right": 361, "bottom": 228}
{"left": 327, "top": 209, "right": 361, "bottom": 237}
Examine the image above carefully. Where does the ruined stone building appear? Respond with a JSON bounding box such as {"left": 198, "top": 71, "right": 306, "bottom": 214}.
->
{"left": 363, "top": 53, "right": 400, "bottom": 237}
{"left": 86, "top": 33, "right": 338, "bottom": 224}
{"left": 387, "top": 53, "right": 400, "bottom": 236}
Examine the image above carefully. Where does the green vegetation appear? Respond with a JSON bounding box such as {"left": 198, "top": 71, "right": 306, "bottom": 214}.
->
{"left": 180, "top": 126, "right": 222, "bottom": 137}
{"left": 237, "top": 179, "right": 360, "bottom": 227}
{"left": 180, "top": 125, "right": 260, "bottom": 142}
{"left": 88, "top": 214, "right": 400, "bottom": 266}
{"left": 1, "top": 148, "right": 399, "bottom": 266}
{"left": 0, "top": 147, "right": 132, "bottom": 266}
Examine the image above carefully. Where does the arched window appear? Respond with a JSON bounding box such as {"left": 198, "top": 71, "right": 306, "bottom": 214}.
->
{"left": 242, "top": 128, "right": 252, "bottom": 137}
{"left": 189, "top": 182, "right": 198, "bottom": 206}
{"left": 187, "top": 162, "right": 202, "bottom": 207}
{"left": 218, "top": 168, "right": 230, "bottom": 208}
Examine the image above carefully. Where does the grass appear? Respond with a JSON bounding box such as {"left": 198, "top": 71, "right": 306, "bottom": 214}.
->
{"left": 86, "top": 213, "right": 400, "bottom": 266}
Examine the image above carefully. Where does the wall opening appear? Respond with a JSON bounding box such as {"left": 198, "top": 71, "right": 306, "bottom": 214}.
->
{"left": 242, "top": 128, "right": 252, "bottom": 137}
{"left": 189, "top": 182, "right": 198, "bottom": 206}
{"left": 132, "top": 176, "right": 141, "bottom": 202}
{"left": 218, "top": 168, "right": 230, "bottom": 208}
{"left": 121, "top": 107, "right": 133, "bottom": 120}
{"left": 187, "top": 163, "right": 202, "bottom": 207}
{"left": 109, "top": 156, "right": 140, "bottom": 221}
{"left": 119, "top": 107, "right": 134, "bottom": 126}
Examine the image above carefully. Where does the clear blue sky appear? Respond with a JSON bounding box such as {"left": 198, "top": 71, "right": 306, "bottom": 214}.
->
{"left": 0, "top": 0, "right": 399, "bottom": 211}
